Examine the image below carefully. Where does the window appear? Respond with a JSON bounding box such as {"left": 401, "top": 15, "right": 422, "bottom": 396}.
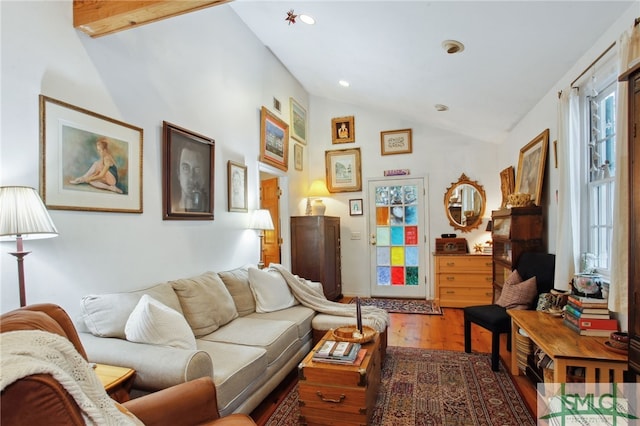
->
{"left": 583, "top": 75, "right": 616, "bottom": 275}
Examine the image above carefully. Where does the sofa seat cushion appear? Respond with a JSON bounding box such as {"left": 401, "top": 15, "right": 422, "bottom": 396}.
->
{"left": 312, "top": 313, "right": 387, "bottom": 333}
{"left": 247, "top": 306, "right": 315, "bottom": 340}
{"left": 196, "top": 340, "right": 267, "bottom": 414}
{"left": 81, "top": 282, "right": 183, "bottom": 338}
{"left": 199, "top": 317, "right": 299, "bottom": 365}
{"left": 218, "top": 265, "right": 256, "bottom": 317}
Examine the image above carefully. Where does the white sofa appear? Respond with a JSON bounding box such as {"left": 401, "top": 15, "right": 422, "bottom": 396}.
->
{"left": 77, "top": 265, "right": 319, "bottom": 417}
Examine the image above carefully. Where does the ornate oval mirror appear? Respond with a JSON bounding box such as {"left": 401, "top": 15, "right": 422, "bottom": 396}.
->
{"left": 444, "top": 173, "right": 486, "bottom": 232}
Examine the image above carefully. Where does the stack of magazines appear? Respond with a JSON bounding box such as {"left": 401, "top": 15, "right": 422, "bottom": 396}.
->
{"left": 312, "top": 340, "right": 366, "bottom": 365}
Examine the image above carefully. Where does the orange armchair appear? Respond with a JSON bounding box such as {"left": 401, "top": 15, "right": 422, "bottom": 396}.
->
{"left": 1, "top": 303, "right": 256, "bottom": 426}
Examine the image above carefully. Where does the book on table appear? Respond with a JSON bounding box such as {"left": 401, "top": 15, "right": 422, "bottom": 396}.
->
{"left": 564, "top": 303, "right": 610, "bottom": 319}
{"left": 313, "top": 347, "right": 368, "bottom": 366}
{"left": 313, "top": 340, "right": 363, "bottom": 364}
{"left": 563, "top": 310, "right": 618, "bottom": 336}
{"left": 567, "top": 295, "right": 608, "bottom": 309}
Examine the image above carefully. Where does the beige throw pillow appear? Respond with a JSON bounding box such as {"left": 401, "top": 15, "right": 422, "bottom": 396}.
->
{"left": 248, "top": 267, "right": 297, "bottom": 313}
{"left": 218, "top": 265, "right": 256, "bottom": 316}
{"left": 171, "top": 272, "right": 238, "bottom": 337}
{"left": 496, "top": 275, "right": 537, "bottom": 310}
{"left": 125, "top": 294, "right": 196, "bottom": 350}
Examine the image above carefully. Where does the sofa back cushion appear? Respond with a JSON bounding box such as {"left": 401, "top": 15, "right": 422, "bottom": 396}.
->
{"left": 218, "top": 265, "right": 256, "bottom": 316}
{"left": 171, "top": 272, "right": 238, "bottom": 337}
{"left": 81, "top": 282, "right": 183, "bottom": 338}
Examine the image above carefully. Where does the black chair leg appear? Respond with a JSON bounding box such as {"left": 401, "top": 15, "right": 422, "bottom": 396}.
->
{"left": 506, "top": 331, "right": 512, "bottom": 352}
{"left": 491, "top": 332, "right": 500, "bottom": 371}
{"left": 464, "top": 319, "right": 471, "bottom": 353}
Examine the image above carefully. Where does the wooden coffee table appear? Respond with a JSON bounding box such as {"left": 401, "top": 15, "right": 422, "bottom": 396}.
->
{"left": 94, "top": 363, "right": 136, "bottom": 403}
{"left": 297, "top": 330, "right": 381, "bottom": 426}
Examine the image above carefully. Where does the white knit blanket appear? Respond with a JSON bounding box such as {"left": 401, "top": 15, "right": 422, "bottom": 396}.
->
{"left": 270, "top": 264, "right": 390, "bottom": 332}
{"left": 0, "top": 330, "right": 139, "bottom": 425}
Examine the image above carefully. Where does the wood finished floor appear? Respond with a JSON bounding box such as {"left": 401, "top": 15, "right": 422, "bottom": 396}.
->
{"left": 250, "top": 307, "right": 538, "bottom": 425}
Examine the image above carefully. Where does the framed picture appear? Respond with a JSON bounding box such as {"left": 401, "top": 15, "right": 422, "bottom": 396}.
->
{"left": 515, "top": 128, "right": 549, "bottom": 206}
{"left": 227, "top": 161, "right": 247, "bottom": 212}
{"left": 331, "top": 115, "right": 355, "bottom": 144}
{"left": 294, "top": 143, "right": 303, "bottom": 171}
{"left": 499, "top": 166, "right": 515, "bottom": 208}
{"left": 380, "top": 128, "right": 412, "bottom": 155}
{"left": 162, "top": 121, "right": 215, "bottom": 220}
{"left": 260, "top": 106, "right": 289, "bottom": 171}
{"left": 289, "top": 98, "right": 307, "bottom": 144}
{"left": 349, "top": 199, "right": 363, "bottom": 216}
{"left": 39, "top": 95, "right": 143, "bottom": 213}
{"left": 325, "top": 148, "right": 362, "bottom": 193}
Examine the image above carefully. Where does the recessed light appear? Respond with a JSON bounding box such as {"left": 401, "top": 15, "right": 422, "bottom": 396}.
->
{"left": 435, "top": 104, "right": 449, "bottom": 111}
{"left": 339, "top": 80, "right": 350, "bottom": 87}
{"left": 300, "top": 14, "right": 315, "bottom": 25}
{"left": 442, "top": 40, "right": 464, "bottom": 54}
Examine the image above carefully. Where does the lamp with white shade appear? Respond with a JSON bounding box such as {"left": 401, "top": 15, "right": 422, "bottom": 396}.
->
{"left": 307, "top": 180, "right": 330, "bottom": 216}
{"left": 0, "top": 186, "right": 58, "bottom": 307}
{"left": 249, "top": 209, "right": 274, "bottom": 269}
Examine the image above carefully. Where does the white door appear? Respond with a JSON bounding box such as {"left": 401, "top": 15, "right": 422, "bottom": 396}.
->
{"left": 368, "top": 177, "right": 428, "bottom": 298}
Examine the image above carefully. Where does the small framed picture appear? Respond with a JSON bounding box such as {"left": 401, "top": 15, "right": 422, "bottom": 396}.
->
{"left": 331, "top": 115, "right": 355, "bottom": 144}
{"left": 349, "top": 199, "right": 363, "bottom": 216}
{"left": 162, "top": 121, "right": 215, "bottom": 220}
{"left": 260, "top": 106, "right": 289, "bottom": 171}
{"left": 380, "top": 128, "right": 412, "bottom": 155}
{"left": 294, "top": 143, "right": 303, "bottom": 171}
{"left": 325, "top": 147, "right": 361, "bottom": 193}
{"left": 290, "top": 98, "right": 307, "bottom": 145}
{"left": 227, "top": 161, "right": 247, "bottom": 212}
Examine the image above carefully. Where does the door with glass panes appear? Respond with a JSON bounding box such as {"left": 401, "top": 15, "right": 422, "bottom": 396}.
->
{"left": 368, "top": 177, "right": 428, "bottom": 298}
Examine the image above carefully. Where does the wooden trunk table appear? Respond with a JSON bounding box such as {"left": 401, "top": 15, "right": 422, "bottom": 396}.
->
{"left": 298, "top": 330, "right": 382, "bottom": 426}
{"left": 94, "top": 363, "right": 136, "bottom": 403}
{"left": 508, "top": 310, "right": 627, "bottom": 383}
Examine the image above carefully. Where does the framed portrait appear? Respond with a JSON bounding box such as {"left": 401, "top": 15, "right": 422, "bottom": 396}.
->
{"left": 325, "top": 148, "right": 362, "bottom": 193}
{"left": 381, "top": 128, "right": 412, "bottom": 155}
{"left": 39, "top": 95, "right": 143, "bottom": 213}
{"left": 499, "top": 166, "right": 515, "bottom": 208}
{"left": 260, "top": 106, "right": 289, "bottom": 171}
{"left": 294, "top": 143, "right": 303, "bottom": 171}
{"left": 162, "top": 121, "right": 215, "bottom": 220}
{"left": 289, "top": 98, "right": 307, "bottom": 144}
{"left": 331, "top": 115, "right": 355, "bottom": 144}
{"left": 349, "top": 199, "right": 363, "bottom": 216}
{"left": 515, "top": 128, "right": 549, "bottom": 206}
{"left": 227, "top": 161, "right": 247, "bottom": 212}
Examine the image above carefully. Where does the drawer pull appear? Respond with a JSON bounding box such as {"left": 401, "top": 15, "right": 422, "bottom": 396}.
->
{"left": 316, "top": 391, "right": 345, "bottom": 404}
{"left": 446, "top": 262, "right": 455, "bottom": 267}
{"left": 445, "top": 290, "right": 455, "bottom": 294}
{"left": 446, "top": 276, "right": 455, "bottom": 281}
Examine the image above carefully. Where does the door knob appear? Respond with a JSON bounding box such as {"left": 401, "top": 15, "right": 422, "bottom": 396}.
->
{"left": 370, "top": 234, "right": 377, "bottom": 246}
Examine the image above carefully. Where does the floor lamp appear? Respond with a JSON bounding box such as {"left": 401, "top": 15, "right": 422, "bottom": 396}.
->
{"left": 249, "top": 209, "right": 274, "bottom": 269}
{"left": 0, "top": 186, "right": 58, "bottom": 307}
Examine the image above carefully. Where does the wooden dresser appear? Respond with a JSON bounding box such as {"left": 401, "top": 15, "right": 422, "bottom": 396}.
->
{"left": 434, "top": 253, "right": 493, "bottom": 307}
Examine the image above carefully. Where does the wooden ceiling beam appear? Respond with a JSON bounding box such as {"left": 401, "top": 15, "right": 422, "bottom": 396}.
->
{"left": 73, "top": 0, "right": 232, "bottom": 38}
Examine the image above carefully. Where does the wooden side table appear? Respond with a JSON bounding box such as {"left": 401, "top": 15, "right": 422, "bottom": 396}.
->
{"left": 94, "top": 363, "right": 136, "bottom": 403}
{"left": 508, "top": 310, "right": 627, "bottom": 383}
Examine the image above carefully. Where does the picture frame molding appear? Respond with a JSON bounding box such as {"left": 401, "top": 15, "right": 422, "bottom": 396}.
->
{"left": 380, "top": 128, "right": 413, "bottom": 155}
{"left": 349, "top": 198, "right": 363, "bottom": 216}
{"left": 325, "top": 147, "right": 362, "bottom": 193}
{"left": 260, "top": 106, "right": 289, "bottom": 171}
{"left": 294, "top": 143, "right": 303, "bottom": 171}
{"left": 162, "top": 121, "right": 215, "bottom": 220}
{"left": 39, "top": 95, "right": 143, "bottom": 213}
{"left": 331, "top": 115, "right": 355, "bottom": 144}
{"left": 499, "top": 166, "right": 515, "bottom": 208}
{"left": 227, "top": 160, "right": 248, "bottom": 212}
{"left": 515, "top": 128, "right": 549, "bottom": 206}
{"left": 289, "top": 97, "right": 307, "bottom": 145}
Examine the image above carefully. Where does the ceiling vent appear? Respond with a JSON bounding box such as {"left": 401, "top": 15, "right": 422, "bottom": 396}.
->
{"left": 442, "top": 40, "right": 464, "bottom": 54}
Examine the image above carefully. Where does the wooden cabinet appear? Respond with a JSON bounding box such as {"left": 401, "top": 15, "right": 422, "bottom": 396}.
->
{"left": 434, "top": 254, "right": 493, "bottom": 307}
{"left": 291, "top": 216, "right": 342, "bottom": 301}
{"left": 491, "top": 207, "right": 543, "bottom": 300}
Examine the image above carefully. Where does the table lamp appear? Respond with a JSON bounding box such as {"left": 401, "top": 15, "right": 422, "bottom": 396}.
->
{"left": 0, "top": 186, "right": 58, "bottom": 306}
{"left": 307, "top": 180, "right": 330, "bottom": 216}
{"left": 249, "top": 209, "right": 274, "bottom": 269}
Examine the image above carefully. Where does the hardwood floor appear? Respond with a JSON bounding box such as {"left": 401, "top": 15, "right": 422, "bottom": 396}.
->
{"left": 250, "top": 307, "right": 538, "bottom": 424}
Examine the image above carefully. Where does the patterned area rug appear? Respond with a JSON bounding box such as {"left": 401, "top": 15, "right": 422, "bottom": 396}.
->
{"left": 265, "top": 347, "right": 534, "bottom": 426}
{"left": 350, "top": 297, "right": 442, "bottom": 315}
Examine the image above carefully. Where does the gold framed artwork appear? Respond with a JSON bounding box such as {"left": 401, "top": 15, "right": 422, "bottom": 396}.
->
{"left": 515, "top": 129, "right": 549, "bottom": 207}
{"left": 227, "top": 161, "right": 247, "bottom": 212}
{"left": 39, "top": 95, "right": 143, "bottom": 213}
{"left": 331, "top": 115, "right": 355, "bottom": 144}
{"left": 162, "top": 121, "right": 215, "bottom": 220}
{"left": 325, "top": 147, "right": 361, "bottom": 193}
{"left": 260, "top": 106, "right": 289, "bottom": 171}
{"left": 499, "top": 166, "right": 515, "bottom": 208}
{"left": 294, "top": 143, "right": 303, "bottom": 171}
{"left": 380, "top": 128, "right": 412, "bottom": 155}
{"left": 289, "top": 98, "right": 307, "bottom": 144}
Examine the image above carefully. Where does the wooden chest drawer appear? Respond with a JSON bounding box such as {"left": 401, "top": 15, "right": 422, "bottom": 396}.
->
{"left": 439, "top": 286, "right": 493, "bottom": 307}
{"left": 436, "top": 273, "right": 492, "bottom": 286}
{"left": 434, "top": 254, "right": 493, "bottom": 308}
{"left": 436, "top": 254, "right": 492, "bottom": 273}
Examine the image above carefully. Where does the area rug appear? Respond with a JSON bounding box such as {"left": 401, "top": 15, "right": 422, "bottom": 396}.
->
{"left": 350, "top": 297, "right": 442, "bottom": 315}
{"left": 265, "top": 347, "right": 534, "bottom": 426}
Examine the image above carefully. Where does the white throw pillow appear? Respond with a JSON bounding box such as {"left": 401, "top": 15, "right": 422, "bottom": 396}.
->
{"left": 248, "top": 267, "right": 297, "bottom": 313}
{"left": 125, "top": 294, "right": 197, "bottom": 350}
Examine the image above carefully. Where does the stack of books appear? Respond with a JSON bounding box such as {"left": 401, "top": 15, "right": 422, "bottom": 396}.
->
{"left": 312, "top": 340, "right": 366, "bottom": 365}
{"left": 563, "top": 295, "right": 618, "bottom": 337}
